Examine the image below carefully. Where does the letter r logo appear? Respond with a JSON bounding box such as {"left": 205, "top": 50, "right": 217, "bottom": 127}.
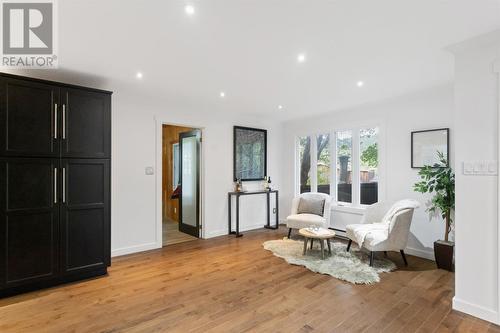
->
{"left": 2, "top": 2, "right": 53, "bottom": 54}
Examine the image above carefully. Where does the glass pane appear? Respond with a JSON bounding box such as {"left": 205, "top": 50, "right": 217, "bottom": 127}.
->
{"left": 181, "top": 136, "right": 197, "bottom": 227}
{"left": 316, "top": 134, "right": 330, "bottom": 194}
{"left": 336, "top": 131, "right": 352, "bottom": 203}
{"left": 360, "top": 128, "right": 379, "bottom": 205}
{"left": 173, "top": 143, "right": 179, "bottom": 190}
{"left": 298, "top": 136, "right": 311, "bottom": 193}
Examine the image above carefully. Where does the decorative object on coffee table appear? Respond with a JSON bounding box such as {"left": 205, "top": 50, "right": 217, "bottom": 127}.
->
{"left": 299, "top": 227, "right": 335, "bottom": 259}
{"left": 414, "top": 151, "right": 455, "bottom": 271}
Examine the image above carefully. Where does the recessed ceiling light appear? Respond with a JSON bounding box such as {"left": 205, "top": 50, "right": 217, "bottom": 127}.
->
{"left": 185, "top": 5, "right": 195, "bottom": 15}
{"left": 278, "top": 105, "right": 283, "bottom": 110}
{"left": 219, "top": 91, "right": 225, "bottom": 98}
{"left": 357, "top": 81, "right": 364, "bottom": 87}
{"left": 297, "top": 53, "right": 306, "bottom": 63}
{"left": 136, "top": 72, "right": 143, "bottom": 79}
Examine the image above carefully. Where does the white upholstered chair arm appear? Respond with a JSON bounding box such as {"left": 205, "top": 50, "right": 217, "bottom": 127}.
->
{"left": 290, "top": 197, "right": 300, "bottom": 215}
{"left": 387, "top": 209, "right": 414, "bottom": 250}
{"left": 360, "top": 201, "right": 393, "bottom": 224}
{"left": 322, "top": 197, "right": 332, "bottom": 226}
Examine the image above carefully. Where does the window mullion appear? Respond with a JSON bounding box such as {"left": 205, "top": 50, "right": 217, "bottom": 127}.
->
{"left": 352, "top": 128, "right": 361, "bottom": 206}
{"left": 295, "top": 136, "right": 300, "bottom": 195}
{"left": 310, "top": 134, "right": 318, "bottom": 192}
{"left": 331, "top": 131, "right": 337, "bottom": 201}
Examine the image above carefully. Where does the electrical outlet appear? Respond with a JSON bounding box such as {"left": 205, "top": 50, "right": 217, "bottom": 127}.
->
{"left": 273, "top": 208, "right": 277, "bottom": 214}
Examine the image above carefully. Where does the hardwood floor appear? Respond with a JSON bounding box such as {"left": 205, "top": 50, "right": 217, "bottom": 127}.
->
{"left": 163, "top": 217, "right": 198, "bottom": 246}
{"left": 0, "top": 226, "right": 498, "bottom": 333}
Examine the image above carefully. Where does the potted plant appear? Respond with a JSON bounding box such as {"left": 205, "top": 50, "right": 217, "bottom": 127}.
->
{"left": 413, "top": 151, "right": 455, "bottom": 271}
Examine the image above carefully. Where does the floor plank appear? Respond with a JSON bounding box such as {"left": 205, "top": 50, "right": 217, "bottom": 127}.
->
{"left": 0, "top": 226, "right": 496, "bottom": 333}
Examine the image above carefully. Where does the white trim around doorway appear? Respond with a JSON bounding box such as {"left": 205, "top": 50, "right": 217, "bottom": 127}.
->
{"left": 154, "top": 117, "right": 206, "bottom": 250}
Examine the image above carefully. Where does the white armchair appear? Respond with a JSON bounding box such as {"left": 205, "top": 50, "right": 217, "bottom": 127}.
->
{"left": 345, "top": 200, "right": 418, "bottom": 266}
{"left": 286, "top": 192, "right": 332, "bottom": 238}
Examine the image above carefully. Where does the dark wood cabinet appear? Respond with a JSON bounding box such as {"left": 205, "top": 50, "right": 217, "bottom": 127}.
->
{"left": 0, "top": 158, "right": 60, "bottom": 289}
{"left": 0, "top": 77, "right": 60, "bottom": 157}
{"left": 0, "top": 73, "right": 111, "bottom": 297}
{"left": 61, "top": 89, "right": 111, "bottom": 158}
{"left": 60, "top": 159, "right": 110, "bottom": 275}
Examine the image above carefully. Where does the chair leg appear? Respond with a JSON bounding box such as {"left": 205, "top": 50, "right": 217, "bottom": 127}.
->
{"left": 287, "top": 228, "right": 292, "bottom": 239}
{"left": 346, "top": 239, "right": 352, "bottom": 252}
{"left": 384, "top": 251, "right": 388, "bottom": 257}
{"left": 400, "top": 250, "right": 408, "bottom": 266}
{"left": 310, "top": 238, "right": 314, "bottom": 250}
{"left": 370, "top": 251, "right": 374, "bottom": 266}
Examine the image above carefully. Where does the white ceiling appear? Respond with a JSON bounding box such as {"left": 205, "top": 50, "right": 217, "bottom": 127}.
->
{"left": 41, "top": 1, "right": 500, "bottom": 120}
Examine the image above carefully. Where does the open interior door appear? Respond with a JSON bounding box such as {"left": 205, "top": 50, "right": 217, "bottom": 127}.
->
{"left": 178, "top": 130, "right": 201, "bottom": 237}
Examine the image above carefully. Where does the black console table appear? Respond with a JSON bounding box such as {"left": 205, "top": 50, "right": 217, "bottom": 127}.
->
{"left": 228, "top": 190, "right": 279, "bottom": 237}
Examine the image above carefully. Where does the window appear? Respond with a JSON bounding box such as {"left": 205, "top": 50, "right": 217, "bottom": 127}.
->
{"left": 295, "top": 127, "right": 380, "bottom": 207}
{"left": 360, "top": 128, "right": 379, "bottom": 204}
{"left": 336, "top": 130, "right": 352, "bottom": 203}
{"left": 298, "top": 136, "right": 311, "bottom": 193}
{"left": 316, "top": 134, "right": 330, "bottom": 194}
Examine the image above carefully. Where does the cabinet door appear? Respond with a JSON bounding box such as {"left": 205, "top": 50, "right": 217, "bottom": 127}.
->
{"left": 0, "top": 78, "right": 60, "bottom": 157}
{"left": 0, "top": 158, "right": 60, "bottom": 289}
{"left": 60, "top": 159, "right": 110, "bottom": 275}
{"left": 61, "top": 89, "right": 111, "bottom": 158}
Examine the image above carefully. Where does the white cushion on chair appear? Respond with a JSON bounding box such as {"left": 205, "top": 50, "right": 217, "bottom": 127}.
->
{"left": 286, "top": 213, "right": 326, "bottom": 229}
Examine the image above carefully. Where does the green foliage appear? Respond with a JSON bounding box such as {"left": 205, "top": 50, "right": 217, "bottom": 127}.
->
{"left": 360, "top": 143, "right": 378, "bottom": 168}
{"left": 413, "top": 151, "right": 455, "bottom": 241}
{"left": 338, "top": 144, "right": 350, "bottom": 157}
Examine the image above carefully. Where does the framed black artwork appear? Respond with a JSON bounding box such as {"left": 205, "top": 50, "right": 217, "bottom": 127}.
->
{"left": 233, "top": 126, "right": 267, "bottom": 181}
{"left": 411, "top": 128, "right": 449, "bottom": 168}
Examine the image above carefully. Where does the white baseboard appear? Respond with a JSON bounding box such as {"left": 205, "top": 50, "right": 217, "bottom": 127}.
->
{"left": 205, "top": 222, "right": 272, "bottom": 239}
{"left": 111, "top": 242, "right": 160, "bottom": 257}
{"left": 405, "top": 246, "right": 435, "bottom": 261}
{"left": 453, "top": 297, "right": 498, "bottom": 324}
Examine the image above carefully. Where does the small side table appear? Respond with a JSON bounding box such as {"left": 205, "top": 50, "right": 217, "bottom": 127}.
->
{"left": 228, "top": 190, "right": 279, "bottom": 237}
{"left": 299, "top": 228, "right": 336, "bottom": 259}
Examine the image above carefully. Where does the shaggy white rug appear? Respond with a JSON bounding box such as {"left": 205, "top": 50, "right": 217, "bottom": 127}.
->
{"left": 263, "top": 238, "right": 396, "bottom": 284}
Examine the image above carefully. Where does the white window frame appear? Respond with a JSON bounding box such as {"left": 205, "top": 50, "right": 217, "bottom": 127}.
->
{"left": 295, "top": 125, "right": 383, "bottom": 209}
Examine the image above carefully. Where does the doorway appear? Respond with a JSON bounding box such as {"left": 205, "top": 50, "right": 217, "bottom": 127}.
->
{"left": 162, "top": 124, "right": 201, "bottom": 246}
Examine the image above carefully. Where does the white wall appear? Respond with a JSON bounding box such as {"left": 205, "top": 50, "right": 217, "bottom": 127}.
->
{"left": 449, "top": 30, "right": 500, "bottom": 324}
{"left": 111, "top": 92, "right": 283, "bottom": 256}
{"left": 281, "top": 84, "right": 454, "bottom": 260}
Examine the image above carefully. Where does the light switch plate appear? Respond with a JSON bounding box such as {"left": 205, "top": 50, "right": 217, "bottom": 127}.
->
{"left": 463, "top": 161, "right": 497, "bottom": 175}
{"left": 145, "top": 166, "right": 154, "bottom": 175}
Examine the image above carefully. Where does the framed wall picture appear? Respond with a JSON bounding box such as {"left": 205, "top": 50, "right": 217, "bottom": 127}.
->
{"left": 411, "top": 128, "right": 449, "bottom": 168}
{"left": 233, "top": 126, "right": 267, "bottom": 181}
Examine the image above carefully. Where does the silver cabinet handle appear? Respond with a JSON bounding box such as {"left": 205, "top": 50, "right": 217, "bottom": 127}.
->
{"left": 54, "top": 167, "right": 58, "bottom": 204}
{"left": 62, "top": 167, "right": 66, "bottom": 203}
{"left": 54, "top": 104, "right": 58, "bottom": 139}
{"left": 62, "top": 104, "right": 66, "bottom": 139}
